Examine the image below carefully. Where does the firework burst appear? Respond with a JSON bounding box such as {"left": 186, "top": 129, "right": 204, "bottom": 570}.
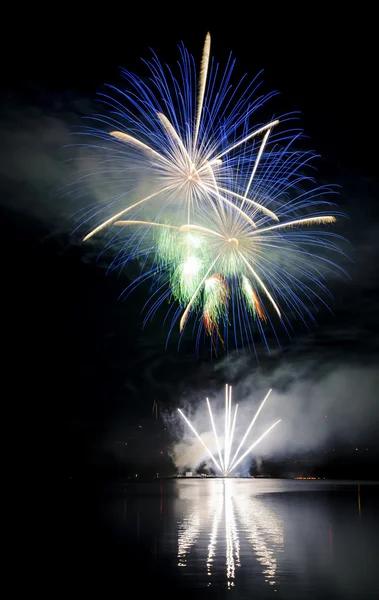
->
{"left": 74, "top": 33, "right": 279, "bottom": 244}
{"left": 70, "top": 33, "right": 346, "bottom": 353}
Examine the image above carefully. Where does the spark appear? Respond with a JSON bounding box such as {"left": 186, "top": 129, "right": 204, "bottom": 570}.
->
{"left": 82, "top": 186, "right": 173, "bottom": 242}
{"left": 179, "top": 252, "right": 222, "bottom": 332}
{"left": 194, "top": 32, "right": 211, "bottom": 151}
{"left": 249, "top": 215, "right": 337, "bottom": 236}
{"left": 242, "top": 276, "right": 267, "bottom": 322}
{"left": 109, "top": 131, "right": 170, "bottom": 164}
{"left": 242, "top": 127, "right": 273, "bottom": 209}
{"left": 228, "top": 420, "right": 282, "bottom": 476}
{"left": 178, "top": 409, "right": 222, "bottom": 473}
{"left": 216, "top": 188, "right": 279, "bottom": 221}
{"left": 237, "top": 251, "right": 282, "bottom": 318}
{"left": 203, "top": 274, "right": 228, "bottom": 346}
{"left": 212, "top": 120, "right": 280, "bottom": 161}
{"left": 115, "top": 220, "right": 179, "bottom": 230}
{"left": 207, "top": 397, "right": 224, "bottom": 471}
{"left": 178, "top": 385, "right": 280, "bottom": 476}
{"left": 229, "top": 389, "right": 272, "bottom": 469}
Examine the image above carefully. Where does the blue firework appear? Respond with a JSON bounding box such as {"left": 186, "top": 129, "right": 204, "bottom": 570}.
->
{"left": 67, "top": 33, "right": 347, "bottom": 355}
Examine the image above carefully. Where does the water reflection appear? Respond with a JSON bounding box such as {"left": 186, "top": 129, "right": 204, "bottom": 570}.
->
{"left": 177, "top": 479, "right": 283, "bottom": 587}
{"left": 177, "top": 511, "right": 201, "bottom": 567}
{"left": 65, "top": 479, "right": 379, "bottom": 598}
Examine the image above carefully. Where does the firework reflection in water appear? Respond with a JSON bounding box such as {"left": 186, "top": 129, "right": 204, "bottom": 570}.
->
{"left": 177, "top": 479, "right": 283, "bottom": 587}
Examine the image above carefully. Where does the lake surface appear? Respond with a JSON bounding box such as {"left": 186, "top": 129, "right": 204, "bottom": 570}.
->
{"left": 65, "top": 479, "right": 379, "bottom": 598}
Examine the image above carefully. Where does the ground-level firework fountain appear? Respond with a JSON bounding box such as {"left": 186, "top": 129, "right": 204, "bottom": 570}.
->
{"left": 178, "top": 385, "right": 281, "bottom": 476}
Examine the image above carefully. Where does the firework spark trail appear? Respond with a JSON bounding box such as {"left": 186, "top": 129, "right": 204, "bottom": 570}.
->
{"left": 179, "top": 252, "right": 223, "bottom": 332}
{"left": 241, "top": 127, "right": 273, "bottom": 210}
{"left": 203, "top": 274, "right": 228, "bottom": 346}
{"left": 237, "top": 251, "right": 282, "bottom": 318}
{"left": 178, "top": 409, "right": 222, "bottom": 473}
{"left": 224, "top": 384, "right": 231, "bottom": 472}
{"left": 194, "top": 32, "right": 211, "bottom": 151}
{"left": 178, "top": 385, "right": 280, "bottom": 476}
{"left": 207, "top": 398, "right": 224, "bottom": 471}
{"left": 115, "top": 220, "right": 179, "bottom": 230}
{"left": 228, "top": 402, "right": 239, "bottom": 473}
{"left": 216, "top": 187, "right": 279, "bottom": 221}
{"left": 227, "top": 420, "right": 282, "bottom": 475}
{"left": 109, "top": 131, "right": 171, "bottom": 164}
{"left": 211, "top": 120, "right": 280, "bottom": 161}
{"left": 225, "top": 386, "right": 237, "bottom": 472}
{"left": 82, "top": 186, "right": 174, "bottom": 241}
{"left": 229, "top": 389, "right": 272, "bottom": 471}
{"left": 249, "top": 215, "right": 337, "bottom": 236}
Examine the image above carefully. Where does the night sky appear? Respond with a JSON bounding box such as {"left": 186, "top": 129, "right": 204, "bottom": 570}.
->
{"left": 3, "top": 10, "right": 378, "bottom": 479}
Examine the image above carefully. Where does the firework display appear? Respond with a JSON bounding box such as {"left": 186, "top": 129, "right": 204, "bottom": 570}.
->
{"left": 74, "top": 33, "right": 345, "bottom": 351}
{"left": 178, "top": 384, "right": 280, "bottom": 476}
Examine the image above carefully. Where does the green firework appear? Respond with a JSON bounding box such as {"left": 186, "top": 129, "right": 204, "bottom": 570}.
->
{"left": 157, "top": 230, "right": 208, "bottom": 306}
{"left": 242, "top": 275, "right": 256, "bottom": 317}
{"left": 204, "top": 274, "right": 228, "bottom": 324}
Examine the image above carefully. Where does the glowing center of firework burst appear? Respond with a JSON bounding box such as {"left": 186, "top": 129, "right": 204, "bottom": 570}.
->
{"left": 182, "top": 256, "right": 201, "bottom": 278}
{"left": 178, "top": 385, "right": 281, "bottom": 476}
{"left": 227, "top": 238, "right": 239, "bottom": 249}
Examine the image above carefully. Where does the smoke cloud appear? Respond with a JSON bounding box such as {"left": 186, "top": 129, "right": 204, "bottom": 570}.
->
{"left": 166, "top": 351, "right": 379, "bottom": 474}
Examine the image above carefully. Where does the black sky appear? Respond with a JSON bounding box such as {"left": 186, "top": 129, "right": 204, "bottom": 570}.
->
{"left": 3, "top": 9, "right": 379, "bottom": 477}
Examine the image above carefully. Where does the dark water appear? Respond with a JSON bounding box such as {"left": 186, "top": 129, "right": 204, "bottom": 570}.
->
{"left": 65, "top": 479, "right": 379, "bottom": 598}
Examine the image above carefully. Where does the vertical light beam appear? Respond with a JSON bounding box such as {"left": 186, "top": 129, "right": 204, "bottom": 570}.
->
{"left": 207, "top": 398, "right": 224, "bottom": 471}
{"left": 224, "top": 384, "right": 229, "bottom": 472}
{"left": 227, "top": 403, "right": 239, "bottom": 472}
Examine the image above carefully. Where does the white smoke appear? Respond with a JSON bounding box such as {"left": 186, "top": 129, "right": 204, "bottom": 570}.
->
{"left": 167, "top": 356, "right": 379, "bottom": 474}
